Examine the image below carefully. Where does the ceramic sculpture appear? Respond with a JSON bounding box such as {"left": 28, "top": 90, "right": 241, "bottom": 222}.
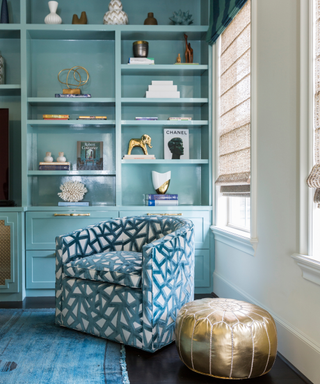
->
{"left": 169, "top": 10, "right": 193, "bottom": 25}
{"left": 72, "top": 11, "right": 87, "bottom": 24}
{"left": 44, "top": 152, "right": 53, "bottom": 162}
{"left": 152, "top": 171, "right": 171, "bottom": 194}
{"left": 58, "top": 181, "right": 87, "bottom": 202}
{"left": 56, "top": 152, "right": 66, "bottom": 162}
{"left": 44, "top": 1, "right": 62, "bottom": 24}
{"left": 0, "top": 0, "right": 9, "bottom": 23}
{"left": 103, "top": 0, "right": 128, "bottom": 25}
{"left": 144, "top": 12, "right": 157, "bottom": 25}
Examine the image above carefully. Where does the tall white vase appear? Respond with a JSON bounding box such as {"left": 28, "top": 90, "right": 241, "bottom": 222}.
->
{"left": 103, "top": 0, "right": 128, "bottom": 25}
{"left": 152, "top": 171, "right": 171, "bottom": 194}
{"left": 44, "top": 1, "right": 62, "bottom": 24}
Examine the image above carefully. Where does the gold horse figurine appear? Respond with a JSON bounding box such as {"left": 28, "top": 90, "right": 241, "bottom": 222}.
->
{"left": 127, "top": 134, "right": 153, "bottom": 155}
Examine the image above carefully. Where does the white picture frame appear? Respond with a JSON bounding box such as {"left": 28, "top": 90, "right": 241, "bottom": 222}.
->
{"left": 164, "top": 128, "right": 189, "bottom": 160}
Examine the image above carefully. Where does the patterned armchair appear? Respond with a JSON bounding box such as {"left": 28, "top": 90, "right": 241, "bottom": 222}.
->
{"left": 55, "top": 215, "right": 195, "bottom": 352}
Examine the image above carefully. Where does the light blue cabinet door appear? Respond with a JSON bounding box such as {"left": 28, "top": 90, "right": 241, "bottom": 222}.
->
{"left": 26, "top": 250, "right": 55, "bottom": 289}
{"left": 194, "top": 249, "right": 210, "bottom": 288}
{"left": 0, "top": 212, "right": 21, "bottom": 293}
{"left": 26, "top": 211, "right": 116, "bottom": 250}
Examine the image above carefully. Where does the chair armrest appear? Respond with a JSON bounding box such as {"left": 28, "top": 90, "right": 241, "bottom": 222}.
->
{"left": 141, "top": 221, "right": 195, "bottom": 352}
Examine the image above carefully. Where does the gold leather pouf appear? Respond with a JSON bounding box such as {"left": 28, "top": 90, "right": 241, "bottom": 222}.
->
{"left": 175, "top": 298, "right": 277, "bottom": 380}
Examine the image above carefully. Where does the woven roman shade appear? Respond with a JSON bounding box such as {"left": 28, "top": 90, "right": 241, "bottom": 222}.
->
{"left": 307, "top": 0, "right": 320, "bottom": 206}
{"left": 206, "top": 0, "right": 248, "bottom": 45}
{"left": 215, "top": 0, "right": 251, "bottom": 197}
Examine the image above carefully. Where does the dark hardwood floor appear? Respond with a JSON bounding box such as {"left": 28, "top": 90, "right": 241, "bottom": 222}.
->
{"left": 0, "top": 296, "right": 311, "bottom": 384}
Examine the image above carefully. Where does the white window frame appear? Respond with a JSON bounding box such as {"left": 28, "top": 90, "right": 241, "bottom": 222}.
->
{"left": 227, "top": 196, "right": 251, "bottom": 233}
{"left": 291, "top": 0, "right": 320, "bottom": 286}
{"left": 210, "top": 0, "right": 258, "bottom": 257}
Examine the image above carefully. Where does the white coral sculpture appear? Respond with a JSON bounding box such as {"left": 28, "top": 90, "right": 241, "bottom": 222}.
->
{"left": 58, "top": 181, "right": 88, "bottom": 202}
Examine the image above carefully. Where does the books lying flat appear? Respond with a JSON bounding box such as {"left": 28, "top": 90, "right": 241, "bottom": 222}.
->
{"left": 123, "top": 154, "right": 155, "bottom": 159}
{"left": 128, "top": 57, "right": 155, "bottom": 64}
{"left": 168, "top": 117, "right": 192, "bottom": 121}
{"left": 135, "top": 117, "right": 158, "bottom": 120}
{"left": 58, "top": 201, "right": 89, "bottom": 206}
{"left": 39, "top": 161, "right": 70, "bottom": 170}
{"left": 146, "top": 200, "right": 179, "bottom": 206}
{"left": 148, "top": 85, "right": 178, "bottom": 92}
{"left": 152, "top": 81, "right": 173, "bottom": 86}
{"left": 43, "top": 114, "right": 69, "bottom": 119}
{"left": 39, "top": 162, "right": 70, "bottom": 165}
{"left": 39, "top": 165, "right": 70, "bottom": 170}
{"left": 55, "top": 94, "right": 91, "bottom": 98}
{"left": 77, "top": 116, "right": 107, "bottom": 120}
{"left": 145, "top": 194, "right": 178, "bottom": 200}
{"left": 43, "top": 118, "right": 69, "bottom": 120}
{"left": 146, "top": 91, "right": 180, "bottom": 98}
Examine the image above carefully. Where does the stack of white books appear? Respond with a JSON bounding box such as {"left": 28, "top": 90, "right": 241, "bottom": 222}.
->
{"left": 128, "top": 57, "right": 155, "bottom": 65}
{"left": 146, "top": 81, "right": 180, "bottom": 98}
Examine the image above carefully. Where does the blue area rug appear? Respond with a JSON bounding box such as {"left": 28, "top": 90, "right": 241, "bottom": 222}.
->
{"left": 0, "top": 309, "right": 129, "bottom": 384}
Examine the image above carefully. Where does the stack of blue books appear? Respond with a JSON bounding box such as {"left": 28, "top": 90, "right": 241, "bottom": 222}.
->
{"left": 145, "top": 194, "right": 178, "bottom": 206}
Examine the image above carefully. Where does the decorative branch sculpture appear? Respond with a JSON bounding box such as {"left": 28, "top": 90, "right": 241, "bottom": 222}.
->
{"left": 184, "top": 34, "right": 193, "bottom": 63}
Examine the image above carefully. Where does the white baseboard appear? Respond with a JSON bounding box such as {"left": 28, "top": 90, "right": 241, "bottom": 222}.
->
{"left": 214, "top": 272, "right": 320, "bottom": 384}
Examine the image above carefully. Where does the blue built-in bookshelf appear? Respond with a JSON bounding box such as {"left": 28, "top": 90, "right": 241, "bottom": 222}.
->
{"left": 0, "top": 0, "right": 213, "bottom": 299}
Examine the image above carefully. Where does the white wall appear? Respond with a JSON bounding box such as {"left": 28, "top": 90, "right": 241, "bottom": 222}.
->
{"left": 213, "top": 0, "right": 320, "bottom": 382}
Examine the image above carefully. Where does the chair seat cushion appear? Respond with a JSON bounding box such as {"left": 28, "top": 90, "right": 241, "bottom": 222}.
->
{"left": 64, "top": 251, "right": 142, "bottom": 288}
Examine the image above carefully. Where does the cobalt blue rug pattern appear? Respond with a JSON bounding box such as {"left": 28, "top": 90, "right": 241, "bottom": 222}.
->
{"left": 0, "top": 309, "right": 129, "bottom": 384}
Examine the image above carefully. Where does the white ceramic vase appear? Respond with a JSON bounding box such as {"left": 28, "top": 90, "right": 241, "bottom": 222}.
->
{"left": 44, "top": 1, "right": 62, "bottom": 24}
{"left": 44, "top": 152, "right": 53, "bottom": 162}
{"left": 103, "top": 0, "right": 128, "bottom": 25}
{"left": 57, "top": 152, "right": 66, "bottom": 162}
{"left": 152, "top": 171, "right": 171, "bottom": 194}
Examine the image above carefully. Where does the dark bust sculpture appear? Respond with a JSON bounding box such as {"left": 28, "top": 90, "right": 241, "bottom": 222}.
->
{"left": 168, "top": 137, "right": 184, "bottom": 159}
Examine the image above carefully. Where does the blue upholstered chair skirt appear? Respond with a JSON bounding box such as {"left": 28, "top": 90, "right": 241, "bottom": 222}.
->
{"left": 55, "top": 215, "right": 195, "bottom": 352}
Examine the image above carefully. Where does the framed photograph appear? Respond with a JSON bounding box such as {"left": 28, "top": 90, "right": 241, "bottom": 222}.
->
{"left": 164, "top": 128, "right": 189, "bottom": 160}
{"left": 77, "top": 141, "right": 103, "bottom": 170}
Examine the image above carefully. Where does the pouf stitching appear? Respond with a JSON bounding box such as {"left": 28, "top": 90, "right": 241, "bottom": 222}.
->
{"left": 175, "top": 298, "right": 278, "bottom": 380}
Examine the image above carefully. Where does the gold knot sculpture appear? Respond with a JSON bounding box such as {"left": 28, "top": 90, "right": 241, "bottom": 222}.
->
{"left": 58, "top": 66, "right": 89, "bottom": 95}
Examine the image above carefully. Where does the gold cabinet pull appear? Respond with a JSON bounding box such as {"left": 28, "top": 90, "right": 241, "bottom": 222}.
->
{"left": 147, "top": 213, "right": 182, "bottom": 216}
{"left": 54, "top": 213, "right": 91, "bottom": 217}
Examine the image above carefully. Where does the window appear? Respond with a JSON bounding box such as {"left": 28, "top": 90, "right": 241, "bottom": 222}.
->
{"left": 215, "top": 0, "right": 251, "bottom": 233}
{"left": 312, "top": 0, "right": 320, "bottom": 259}
{"left": 227, "top": 197, "right": 250, "bottom": 232}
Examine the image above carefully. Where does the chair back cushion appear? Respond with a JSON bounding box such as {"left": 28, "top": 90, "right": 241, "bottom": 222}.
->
{"left": 121, "top": 216, "right": 185, "bottom": 252}
{"left": 63, "top": 250, "right": 142, "bottom": 289}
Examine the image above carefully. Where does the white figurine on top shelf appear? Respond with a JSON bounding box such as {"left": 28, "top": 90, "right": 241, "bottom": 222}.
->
{"left": 103, "top": 0, "right": 128, "bottom": 25}
{"left": 44, "top": 1, "right": 62, "bottom": 24}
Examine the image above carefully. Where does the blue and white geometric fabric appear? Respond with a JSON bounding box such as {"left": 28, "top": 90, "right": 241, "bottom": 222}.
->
{"left": 64, "top": 251, "right": 142, "bottom": 288}
{"left": 55, "top": 215, "right": 195, "bottom": 352}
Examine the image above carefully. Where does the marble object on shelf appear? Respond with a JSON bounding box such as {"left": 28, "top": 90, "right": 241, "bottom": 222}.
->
{"left": 44, "top": 1, "right": 62, "bottom": 24}
{"left": 152, "top": 171, "right": 171, "bottom": 194}
{"left": 103, "top": 0, "right": 128, "bottom": 25}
